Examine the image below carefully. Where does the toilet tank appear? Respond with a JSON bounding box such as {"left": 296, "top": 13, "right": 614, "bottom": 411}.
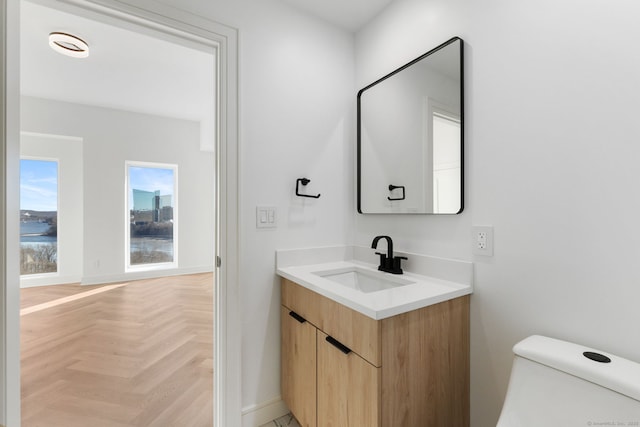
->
{"left": 497, "top": 335, "right": 640, "bottom": 426}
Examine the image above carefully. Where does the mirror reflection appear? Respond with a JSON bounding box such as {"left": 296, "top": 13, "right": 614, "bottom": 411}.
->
{"left": 357, "top": 37, "right": 464, "bottom": 214}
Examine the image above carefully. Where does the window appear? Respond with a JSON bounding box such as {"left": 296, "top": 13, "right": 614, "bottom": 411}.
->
{"left": 126, "top": 162, "right": 177, "bottom": 270}
{"left": 20, "top": 158, "right": 59, "bottom": 275}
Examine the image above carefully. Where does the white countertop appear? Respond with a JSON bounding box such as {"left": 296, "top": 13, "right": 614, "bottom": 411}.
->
{"left": 277, "top": 249, "right": 473, "bottom": 320}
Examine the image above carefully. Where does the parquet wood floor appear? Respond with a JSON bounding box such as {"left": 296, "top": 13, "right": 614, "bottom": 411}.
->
{"left": 20, "top": 273, "right": 214, "bottom": 427}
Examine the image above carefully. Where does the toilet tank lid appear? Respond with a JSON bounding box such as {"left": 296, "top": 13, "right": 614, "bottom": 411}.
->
{"left": 513, "top": 335, "right": 640, "bottom": 402}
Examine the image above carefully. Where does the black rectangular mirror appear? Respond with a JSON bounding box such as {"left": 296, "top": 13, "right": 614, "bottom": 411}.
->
{"left": 357, "top": 37, "right": 464, "bottom": 214}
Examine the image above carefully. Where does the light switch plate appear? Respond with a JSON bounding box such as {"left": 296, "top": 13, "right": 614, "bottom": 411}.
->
{"left": 256, "top": 206, "right": 277, "bottom": 229}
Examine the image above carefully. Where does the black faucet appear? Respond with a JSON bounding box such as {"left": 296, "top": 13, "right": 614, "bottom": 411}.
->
{"left": 371, "top": 235, "right": 407, "bottom": 274}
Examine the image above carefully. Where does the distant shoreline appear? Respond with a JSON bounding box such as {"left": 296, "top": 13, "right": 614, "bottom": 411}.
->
{"left": 20, "top": 221, "right": 57, "bottom": 243}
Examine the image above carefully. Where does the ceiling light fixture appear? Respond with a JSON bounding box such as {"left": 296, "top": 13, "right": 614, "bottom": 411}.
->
{"left": 48, "top": 32, "right": 89, "bottom": 58}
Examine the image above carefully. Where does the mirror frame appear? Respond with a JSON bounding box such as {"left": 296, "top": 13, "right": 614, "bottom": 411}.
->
{"left": 357, "top": 36, "right": 464, "bottom": 215}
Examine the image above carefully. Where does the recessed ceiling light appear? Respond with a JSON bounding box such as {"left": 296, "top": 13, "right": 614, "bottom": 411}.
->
{"left": 48, "top": 32, "right": 89, "bottom": 58}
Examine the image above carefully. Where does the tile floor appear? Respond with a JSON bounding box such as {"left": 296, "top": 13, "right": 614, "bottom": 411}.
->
{"left": 260, "top": 413, "right": 301, "bottom": 427}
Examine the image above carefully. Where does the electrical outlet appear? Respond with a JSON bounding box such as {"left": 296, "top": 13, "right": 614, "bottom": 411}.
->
{"left": 477, "top": 231, "right": 487, "bottom": 249}
{"left": 472, "top": 226, "right": 493, "bottom": 256}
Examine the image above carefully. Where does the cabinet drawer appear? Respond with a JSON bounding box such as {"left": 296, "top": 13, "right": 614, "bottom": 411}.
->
{"left": 282, "top": 278, "right": 382, "bottom": 367}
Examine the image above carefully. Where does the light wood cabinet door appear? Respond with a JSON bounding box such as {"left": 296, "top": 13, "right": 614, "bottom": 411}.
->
{"left": 281, "top": 306, "right": 317, "bottom": 427}
{"left": 317, "top": 331, "right": 381, "bottom": 427}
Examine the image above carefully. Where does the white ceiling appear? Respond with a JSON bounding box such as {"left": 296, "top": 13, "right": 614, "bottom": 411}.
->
{"left": 282, "top": 0, "right": 395, "bottom": 31}
{"left": 21, "top": 0, "right": 216, "bottom": 146}
{"left": 20, "top": 0, "right": 393, "bottom": 139}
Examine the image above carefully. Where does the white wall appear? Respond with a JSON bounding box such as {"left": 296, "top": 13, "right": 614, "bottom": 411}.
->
{"left": 20, "top": 133, "right": 84, "bottom": 286}
{"left": 151, "top": 0, "right": 355, "bottom": 423}
{"left": 240, "top": 20, "right": 353, "bottom": 423}
{"left": 21, "top": 96, "right": 215, "bottom": 285}
{"left": 356, "top": 0, "right": 640, "bottom": 426}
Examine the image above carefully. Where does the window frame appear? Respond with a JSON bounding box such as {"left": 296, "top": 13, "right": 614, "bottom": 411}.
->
{"left": 125, "top": 160, "right": 178, "bottom": 272}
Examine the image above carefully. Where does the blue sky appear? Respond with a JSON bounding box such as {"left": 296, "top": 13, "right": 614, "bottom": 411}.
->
{"left": 20, "top": 159, "right": 58, "bottom": 212}
{"left": 20, "top": 162, "right": 174, "bottom": 212}
{"left": 129, "top": 166, "right": 174, "bottom": 204}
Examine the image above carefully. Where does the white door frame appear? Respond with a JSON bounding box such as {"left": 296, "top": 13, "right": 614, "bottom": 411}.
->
{"left": 0, "top": 1, "right": 241, "bottom": 426}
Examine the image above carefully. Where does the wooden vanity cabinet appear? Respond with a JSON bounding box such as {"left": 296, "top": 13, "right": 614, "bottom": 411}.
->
{"left": 281, "top": 278, "right": 470, "bottom": 427}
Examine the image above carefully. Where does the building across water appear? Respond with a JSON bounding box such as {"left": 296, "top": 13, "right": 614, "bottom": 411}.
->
{"left": 132, "top": 189, "right": 173, "bottom": 223}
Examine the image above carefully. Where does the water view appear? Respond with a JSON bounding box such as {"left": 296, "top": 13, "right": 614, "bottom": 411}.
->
{"left": 130, "top": 236, "right": 174, "bottom": 264}
{"left": 20, "top": 158, "right": 58, "bottom": 275}
{"left": 20, "top": 218, "right": 57, "bottom": 275}
{"left": 21, "top": 221, "right": 57, "bottom": 244}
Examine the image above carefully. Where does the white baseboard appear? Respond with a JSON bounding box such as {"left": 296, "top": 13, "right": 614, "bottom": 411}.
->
{"left": 19, "top": 266, "right": 213, "bottom": 288}
{"left": 20, "top": 267, "right": 214, "bottom": 288}
{"left": 241, "top": 397, "right": 289, "bottom": 427}
{"left": 80, "top": 265, "right": 214, "bottom": 286}
{"left": 20, "top": 274, "right": 82, "bottom": 288}
{"left": 80, "top": 265, "right": 213, "bottom": 285}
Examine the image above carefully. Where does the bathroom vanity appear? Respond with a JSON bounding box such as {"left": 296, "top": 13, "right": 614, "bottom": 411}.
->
{"left": 277, "top": 247, "right": 472, "bottom": 427}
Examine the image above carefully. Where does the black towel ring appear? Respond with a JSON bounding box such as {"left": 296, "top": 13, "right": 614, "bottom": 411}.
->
{"left": 296, "top": 178, "right": 321, "bottom": 199}
{"left": 387, "top": 184, "right": 405, "bottom": 201}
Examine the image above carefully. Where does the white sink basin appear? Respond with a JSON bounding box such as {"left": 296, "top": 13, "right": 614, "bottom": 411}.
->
{"left": 312, "top": 266, "right": 415, "bottom": 293}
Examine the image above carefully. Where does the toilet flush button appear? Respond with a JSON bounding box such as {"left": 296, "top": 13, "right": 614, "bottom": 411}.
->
{"left": 583, "top": 351, "right": 612, "bottom": 363}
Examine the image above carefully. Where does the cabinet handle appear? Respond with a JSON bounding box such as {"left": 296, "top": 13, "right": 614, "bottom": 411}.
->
{"left": 326, "top": 335, "right": 352, "bottom": 355}
{"left": 288, "top": 311, "right": 307, "bottom": 324}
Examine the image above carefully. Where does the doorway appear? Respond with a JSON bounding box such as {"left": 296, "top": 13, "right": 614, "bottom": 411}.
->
{"left": 2, "top": 0, "right": 240, "bottom": 425}
{"left": 21, "top": 0, "right": 215, "bottom": 424}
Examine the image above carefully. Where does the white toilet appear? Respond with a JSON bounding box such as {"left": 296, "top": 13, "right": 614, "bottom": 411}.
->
{"left": 497, "top": 335, "right": 640, "bottom": 426}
